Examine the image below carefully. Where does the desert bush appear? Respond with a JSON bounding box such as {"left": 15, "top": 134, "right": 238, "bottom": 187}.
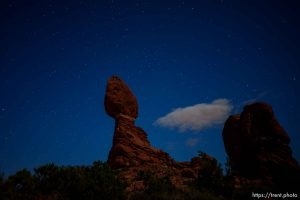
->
{"left": 1, "top": 161, "right": 125, "bottom": 200}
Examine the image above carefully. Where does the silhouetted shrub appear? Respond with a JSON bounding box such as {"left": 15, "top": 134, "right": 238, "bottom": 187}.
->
{"left": 1, "top": 168, "right": 36, "bottom": 200}
{"left": 196, "top": 151, "right": 224, "bottom": 194}
{"left": 130, "top": 174, "right": 184, "bottom": 200}
{"left": 4, "top": 153, "right": 294, "bottom": 200}
{"left": 1, "top": 161, "right": 125, "bottom": 200}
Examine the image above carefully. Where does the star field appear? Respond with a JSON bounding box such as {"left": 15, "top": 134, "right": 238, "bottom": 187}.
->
{"left": 0, "top": 0, "right": 300, "bottom": 176}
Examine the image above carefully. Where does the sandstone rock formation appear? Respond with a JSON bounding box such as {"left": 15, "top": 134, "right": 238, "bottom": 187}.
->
{"left": 104, "top": 76, "right": 138, "bottom": 120}
{"left": 105, "top": 76, "right": 175, "bottom": 169}
{"left": 104, "top": 76, "right": 209, "bottom": 190}
{"left": 223, "top": 102, "right": 300, "bottom": 189}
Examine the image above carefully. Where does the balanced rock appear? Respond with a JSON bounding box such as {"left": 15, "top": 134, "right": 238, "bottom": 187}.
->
{"left": 105, "top": 76, "right": 175, "bottom": 169}
{"left": 222, "top": 102, "right": 300, "bottom": 188}
{"left": 104, "top": 76, "right": 138, "bottom": 119}
{"left": 104, "top": 76, "right": 210, "bottom": 191}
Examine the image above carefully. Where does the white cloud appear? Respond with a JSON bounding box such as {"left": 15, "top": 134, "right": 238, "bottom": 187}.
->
{"left": 154, "top": 99, "right": 233, "bottom": 132}
{"left": 185, "top": 138, "right": 199, "bottom": 147}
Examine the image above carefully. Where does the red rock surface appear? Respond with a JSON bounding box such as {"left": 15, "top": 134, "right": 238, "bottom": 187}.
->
{"left": 107, "top": 115, "right": 175, "bottom": 169}
{"left": 104, "top": 76, "right": 138, "bottom": 119}
{"left": 104, "top": 76, "right": 210, "bottom": 191}
{"left": 222, "top": 102, "right": 300, "bottom": 180}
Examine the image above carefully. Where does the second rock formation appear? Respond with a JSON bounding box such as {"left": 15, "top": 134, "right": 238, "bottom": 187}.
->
{"left": 223, "top": 103, "right": 300, "bottom": 190}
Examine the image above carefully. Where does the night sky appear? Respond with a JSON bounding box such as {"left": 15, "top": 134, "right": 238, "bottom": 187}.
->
{"left": 1, "top": 0, "right": 300, "bottom": 176}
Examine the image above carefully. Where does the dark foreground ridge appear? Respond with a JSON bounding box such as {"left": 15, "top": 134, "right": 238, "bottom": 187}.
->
{"left": 0, "top": 76, "right": 299, "bottom": 200}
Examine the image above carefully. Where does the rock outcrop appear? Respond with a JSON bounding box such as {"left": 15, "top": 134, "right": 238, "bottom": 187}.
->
{"left": 104, "top": 76, "right": 138, "bottom": 120}
{"left": 104, "top": 76, "right": 210, "bottom": 190}
{"left": 105, "top": 76, "right": 175, "bottom": 169}
{"left": 104, "top": 77, "right": 300, "bottom": 192}
{"left": 223, "top": 102, "right": 300, "bottom": 189}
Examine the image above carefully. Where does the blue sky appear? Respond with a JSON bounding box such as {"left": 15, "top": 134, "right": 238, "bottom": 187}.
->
{"left": 0, "top": 0, "right": 299, "bottom": 175}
